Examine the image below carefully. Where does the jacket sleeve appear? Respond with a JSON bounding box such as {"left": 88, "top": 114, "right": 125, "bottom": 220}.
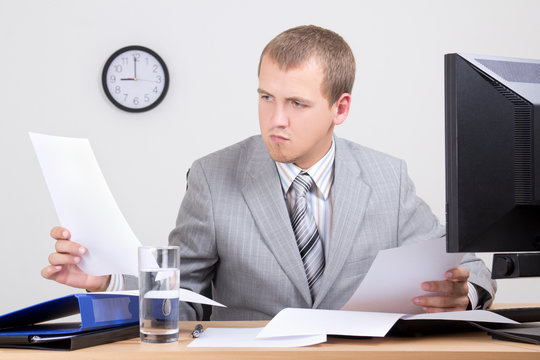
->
{"left": 168, "top": 160, "right": 218, "bottom": 321}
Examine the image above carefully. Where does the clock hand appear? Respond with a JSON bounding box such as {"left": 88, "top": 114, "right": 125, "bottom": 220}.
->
{"left": 133, "top": 56, "right": 137, "bottom": 79}
{"left": 119, "top": 78, "right": 155, "bottom": 82}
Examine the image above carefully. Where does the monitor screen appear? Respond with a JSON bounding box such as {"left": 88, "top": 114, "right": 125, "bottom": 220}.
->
{"left": 445, "top": 53, "right": 540, "bottom": 254}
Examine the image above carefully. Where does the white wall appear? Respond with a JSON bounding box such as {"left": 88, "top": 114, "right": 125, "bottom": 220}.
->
{"left": 1, "top": 0, "right": 539, "bottom": 315}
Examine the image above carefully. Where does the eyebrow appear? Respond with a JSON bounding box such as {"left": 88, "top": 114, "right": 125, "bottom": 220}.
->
{"left": 257, "top": 88, "right": 271, "bottom": 96}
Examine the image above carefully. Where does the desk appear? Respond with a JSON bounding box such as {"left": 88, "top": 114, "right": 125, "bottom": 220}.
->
{"left": 1, "top": 319, "right": 539, "bottom": 360}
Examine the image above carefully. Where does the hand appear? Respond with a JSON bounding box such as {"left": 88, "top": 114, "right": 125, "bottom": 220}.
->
{"left": 41, "top": 226, "right": 110, "bottom": 292}
{"left": 412, "top": 267, "right": 470, "bottom": 313}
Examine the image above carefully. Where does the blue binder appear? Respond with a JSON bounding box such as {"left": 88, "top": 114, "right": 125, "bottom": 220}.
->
{"left": 0, "top": 293, "right": 139, "bottom": 350}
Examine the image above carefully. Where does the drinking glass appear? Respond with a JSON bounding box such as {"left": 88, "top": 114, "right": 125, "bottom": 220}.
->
{"left": 138, "top": 246, "right": 180, "bottom": 343}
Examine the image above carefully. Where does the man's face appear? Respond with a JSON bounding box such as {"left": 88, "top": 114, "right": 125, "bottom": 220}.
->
{"left": 258, "top": 55, "right": 341, "bottom": 169}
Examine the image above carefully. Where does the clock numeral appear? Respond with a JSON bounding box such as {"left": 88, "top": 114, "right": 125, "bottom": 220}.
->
{"left": 123, "top": 93, "right": 129, "bottom": 102}
{"left": 121, "top": 57, "right": 129, "bottom": 65}
{"left": 115, "top": 86, "right": 121, "bottom": 94}
{"left": 133, "top": 97, "right": 140, "bottom": 105}
{"left": 144, "top": 94, "right": 150, "bottom": 102}
{"left": 115, "top": 65, "right": 123, "bottom": 73}
{"left": 153, "top": 87, "right": 159, "bottom": 94}
{"left": 110, "top": 75, "right": 116, "bottom": 83}
{"left": 155, "top": 76, "right": 162, "bottom": 84}
{"left": 153, "top": 64, "right": 158, "bottom": 73}
{"left": 134, "top": 53, "right": 141, "bottom": 60}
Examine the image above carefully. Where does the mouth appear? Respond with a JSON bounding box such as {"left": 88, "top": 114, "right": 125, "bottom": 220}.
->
{"left": 270, "top": 134, "right": 289, "bottom": 143}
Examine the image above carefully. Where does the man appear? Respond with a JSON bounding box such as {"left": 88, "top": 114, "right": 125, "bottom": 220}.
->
{"left": 43, "top": 25, "right": 496, "bottom": 320}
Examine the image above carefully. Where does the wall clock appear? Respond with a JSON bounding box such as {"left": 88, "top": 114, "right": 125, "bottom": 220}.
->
{"left": 102, "top": 45, "right": 169, "bottom": 112}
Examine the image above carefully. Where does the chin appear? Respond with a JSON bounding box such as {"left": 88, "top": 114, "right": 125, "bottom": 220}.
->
{"left": 267, "top": 149, "right": 294, "bottom": 164}
{"left": 269, "top": 153, "right": 291, "bottom": 164}
{"left": 263, "top": 139, "right": 296, "bottom": 163}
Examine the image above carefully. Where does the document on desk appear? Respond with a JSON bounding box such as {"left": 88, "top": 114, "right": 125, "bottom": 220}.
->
{"left": 257, "top": 308, "right": 404, "bottom": 339}
{"left": 341, "top": 237, "right": 464, "bottom": 314}
{"left": 257, "top": 308, "right": 518, "bottom": 339}
{"left": 30, "top": 132, "right": 141, "bottom": 276}
{"left": 188, "top": 327, "right": 326, "bottom": 348}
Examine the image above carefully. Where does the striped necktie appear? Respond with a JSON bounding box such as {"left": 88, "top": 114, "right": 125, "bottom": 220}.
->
{"left": 290, "top": 172, "right": 325, "bottom": 298}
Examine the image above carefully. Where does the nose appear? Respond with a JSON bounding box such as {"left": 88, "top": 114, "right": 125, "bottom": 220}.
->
{"left": 269, "top": 103, "right": 288, "bottom": 128}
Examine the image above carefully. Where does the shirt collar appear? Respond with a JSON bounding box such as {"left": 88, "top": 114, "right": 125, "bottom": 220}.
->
{"left": 275, "top": 139, "right": 335, "bottom": 200}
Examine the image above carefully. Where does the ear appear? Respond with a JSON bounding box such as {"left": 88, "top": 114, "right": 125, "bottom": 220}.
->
{"left": 332, "top": 93, "right": 351, "bottom": 126}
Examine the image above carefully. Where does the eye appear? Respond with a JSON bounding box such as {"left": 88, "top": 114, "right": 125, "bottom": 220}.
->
{"left": 260, "top": 94, "right": 273, "bottom": 101}
{"left": 292, "top": 100, "right": 306, "bottom": 108}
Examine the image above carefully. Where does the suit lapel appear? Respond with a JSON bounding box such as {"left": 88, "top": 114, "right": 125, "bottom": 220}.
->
{"left": 313, "top": 138, "right": 372, "bottom": 308}
{"left": 241, "top": 138, "right": 312, "bottom": 305}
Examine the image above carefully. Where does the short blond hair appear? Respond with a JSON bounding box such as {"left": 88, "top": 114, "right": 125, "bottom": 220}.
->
{"left": 258, "top": 25, "right": 356, "bottom": 105}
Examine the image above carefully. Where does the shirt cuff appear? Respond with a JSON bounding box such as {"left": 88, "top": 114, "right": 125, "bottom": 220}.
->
{"left": 467, "top": 281, "right": 479, "bottom": 310}
{"left": 105, "top": 274, "right": 125, "bottom": 291}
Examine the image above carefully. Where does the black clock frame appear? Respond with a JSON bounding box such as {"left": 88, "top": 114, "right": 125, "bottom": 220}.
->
{"left": 102, "top": 45, "right": 169, "bottom": 113}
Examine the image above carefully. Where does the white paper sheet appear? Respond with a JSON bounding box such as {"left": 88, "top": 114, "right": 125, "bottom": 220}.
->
{"left": 341, "top": 237, "right": 464, "bottom": 314}
{"left": 188, "top": 327, "right": 326, "bottom": 348}
{"left": 177, "top": 288, "right": 226, "bottom": 307}
{"left": 256, "top": 308, "right": 404, "bottom": 339}
{"left": 256, "top": 308, "right": 518, "bottom": 339}
{"left": 92, "top": 289, "right": 227, "bottom": 307}
{"left": 30, "top": 132, "right": 141, "bottom": 276}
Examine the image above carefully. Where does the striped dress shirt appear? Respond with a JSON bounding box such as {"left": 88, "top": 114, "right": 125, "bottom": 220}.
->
{"left": 275, "top": 140, "right": 335, "bottom": 254}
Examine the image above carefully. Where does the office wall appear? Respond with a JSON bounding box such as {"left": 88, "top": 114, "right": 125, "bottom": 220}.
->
{"left": 1, "top": 0, "right": 539, "bottom": 314}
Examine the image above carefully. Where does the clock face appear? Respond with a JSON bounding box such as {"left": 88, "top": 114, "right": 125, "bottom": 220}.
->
{"left": 102, "top": 46, "right": 169, "bottom": 112}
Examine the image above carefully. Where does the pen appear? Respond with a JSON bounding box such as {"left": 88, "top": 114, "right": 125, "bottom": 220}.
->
{"left": 191, "top": 324, "right": 204, "bottom": 338}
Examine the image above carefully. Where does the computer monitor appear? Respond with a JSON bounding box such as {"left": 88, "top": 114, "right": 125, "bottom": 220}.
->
{"left": 445, "top": 53, "right": 540, "bottom": 278}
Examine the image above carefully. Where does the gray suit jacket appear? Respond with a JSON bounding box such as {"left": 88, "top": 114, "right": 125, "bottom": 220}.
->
{"left": 167, "top": 135, "right": 496, "bottom": 321}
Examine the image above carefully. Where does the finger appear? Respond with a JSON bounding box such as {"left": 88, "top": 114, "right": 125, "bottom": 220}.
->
{"left": 41, "top": 265, "right": 63, "bottom": 279}
{"left": 50, "top": 226, "right": 71, "bottom": 240}
{"left": 413, "top": 294, "right": 469, "bottom": 310}
{"left": 55, "top": 239, "right": 86, "bottom": 255}
{"left": 48, "top": 252, "right": 82, "bottom": 266}
{"left": 445, "top": 267, "right": 470, "bottom": 281}
{"left": 420, "top": 305, "right": 460, "bottom": 313}
{"left": 422, "top": 280, "right": 468, "bottom": 296}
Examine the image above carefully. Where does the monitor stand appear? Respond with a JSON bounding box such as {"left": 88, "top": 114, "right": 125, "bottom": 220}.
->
{"left": 492, "top": 253, "right": 540, "bottom": 278}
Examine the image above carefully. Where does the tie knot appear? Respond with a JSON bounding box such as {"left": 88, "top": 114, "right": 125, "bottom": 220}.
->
{"left": 292, "top": 172, "right": 314, "bottom": 198}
